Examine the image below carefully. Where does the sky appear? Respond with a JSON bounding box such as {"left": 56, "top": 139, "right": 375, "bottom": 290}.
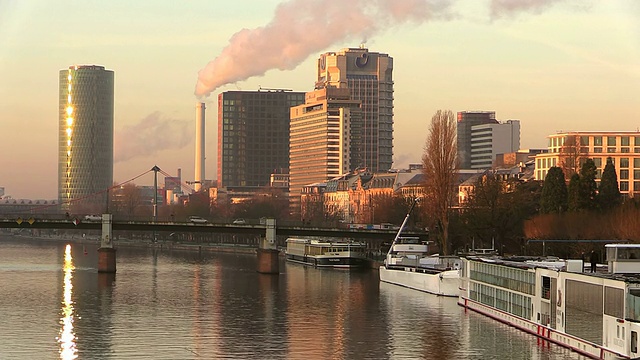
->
{"left": 0, "top": 0, "right": 638, "bottom": 200}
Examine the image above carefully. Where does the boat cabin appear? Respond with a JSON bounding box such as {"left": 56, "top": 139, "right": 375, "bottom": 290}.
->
{"left": 606, "top": 244, "right": 640, "bottom": 274}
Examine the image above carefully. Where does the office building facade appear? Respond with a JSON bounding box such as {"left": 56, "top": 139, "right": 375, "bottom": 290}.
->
{"left": 457, "top": 111, "right": 498, "bottom": 169}
{"left": 535, "top": 131, "right": 640, "bottom": 196}
{"left": 315, "top": 47, "right": 393, "bottom": 172}
{"left": 470, "top": 120, "right": 521, "bottom": 169}
{"left": 58, "top": 65, "right": 114, "bottom": 211}
{"left": 289, "top": 87, "right": 361, "bottom": 213}
{"left": 217, "top": 90, "right": 305, "bottom": 188}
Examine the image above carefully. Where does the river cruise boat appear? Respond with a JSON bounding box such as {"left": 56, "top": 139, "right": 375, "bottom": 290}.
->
{"left": 458, "top": 243, "right": 640, "bottom": 360}
{"left": 285, "top": 237, "right": 367, "bottom": 268}
{"left": 378, "top": 199, "right": 461, "bottom": 297}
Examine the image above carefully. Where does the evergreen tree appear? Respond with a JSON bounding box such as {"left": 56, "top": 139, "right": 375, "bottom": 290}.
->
{"left": 578, "top": 158, "right": 598, "bottom": 210}
{"left": 598, "top": 157, "right": 621, "bottom": 210}
{"left": 567, "top": 173, "right": 581, "bottom": 212}
{"left": 540, "top": 166, "right": 568, "bottom": 214}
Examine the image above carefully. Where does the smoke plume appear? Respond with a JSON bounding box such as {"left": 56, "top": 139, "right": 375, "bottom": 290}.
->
{"left": 195, "top": 0, "right": 575, "bottom": 97}
{"left": 194, "top": 0, "right": 454, "bottom": 98}
{"left": 489, "top": 0, "right": 567, "bottom": 19}
{"left": 115, "top": 112, "right": 191, "bottom": 162}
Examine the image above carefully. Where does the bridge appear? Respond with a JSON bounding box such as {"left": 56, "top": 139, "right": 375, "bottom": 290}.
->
{"left": 0, "top": 218, "right": 428, "bottom": 241}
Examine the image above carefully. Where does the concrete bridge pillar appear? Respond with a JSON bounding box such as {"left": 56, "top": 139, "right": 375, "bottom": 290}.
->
{"left": 98, "top": 214, "right": 116, "bottom": 273}
{"left": 257, "top": 218, "right": 279, "bottom": 274}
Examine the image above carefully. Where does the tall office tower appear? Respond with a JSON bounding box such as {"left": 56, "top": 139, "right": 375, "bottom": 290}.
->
{"left": 289, "top": 87, "right": 362, "bottom": 214}
{"left": 315, "top": 46, "right": 393, "bottom": 172}
{"left": 457, "top": 111, "right": 498, "bottom": 169}
{"left": 470, "top": 120, "right": 521, "bottom": 169}
{"left": 58, "top": 65, "right": 114, "bottom": 212}
{"left": 217, "top": 89, "right": 305, "bottom": 188}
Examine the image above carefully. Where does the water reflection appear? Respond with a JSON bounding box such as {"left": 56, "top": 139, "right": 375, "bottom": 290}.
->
{"left": 57, "top": 244, "right": 77, "bottom": 359}
{"left": 0, "top": 240, "right": 586, "bottom": 359}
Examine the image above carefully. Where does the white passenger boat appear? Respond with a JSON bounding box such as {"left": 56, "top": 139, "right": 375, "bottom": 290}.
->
{"left": 458, "top": 243, "right": 640, "bottom": 360}
{"left": 378, "top": 200, "right": 461, "bottom": 297}
{"left": 285, "top": 237, "right": 367, "bottom": 268}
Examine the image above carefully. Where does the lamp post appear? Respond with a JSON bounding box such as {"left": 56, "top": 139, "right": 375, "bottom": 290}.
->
{"left": 151, "top": 165, "right": 160, "bottom": 242}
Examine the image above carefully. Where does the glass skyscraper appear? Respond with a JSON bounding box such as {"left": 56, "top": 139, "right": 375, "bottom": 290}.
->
{"left": 217, "top": 90, "right": 305, "bottom": 188}
{"left": 58, "top": 65, "right": 114, "bottom": 212}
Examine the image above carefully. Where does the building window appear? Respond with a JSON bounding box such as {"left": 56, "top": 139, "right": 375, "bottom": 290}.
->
{"left": 608, "top": 136, "right": 617, "bottom": 146}
{"left": 580, "top": 136, "right": 590, "bottom": 146}
{"left": 621, "top": 158, "right": 630, "bottom": 168}
{"left": 594, "top": 136, "right": 603, "bottom": 146}
{"left": 635, "top": 136, "right": 640, "bottom": 146}
{"left": 594, "top": 158, "right": 602, "bottom": 168}
{"left": 594, "top": 147, "right": 603, "bottom": 153}
{"left": 635, "top": 158, "right": 640, "bottom": 168}
{"left": 608, "top": 148, "right": 616, "bottom": 153}
{"left": 621, "top": 181, "right": 629, "bottom": 192}
{"left": 635, "top": 181, "right": 640, "bottom": 192}
{"left": 622, "top": 148, "right": 630, "bottom": 153}
{"left": 622, "top": 137, "right": 630, "bottom": 146}
{"left": 621, "top": 170, "right": 629, "bottom": 180}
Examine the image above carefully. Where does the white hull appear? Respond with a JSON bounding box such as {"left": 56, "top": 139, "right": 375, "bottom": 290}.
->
{"left": 458, "top": 296, "right": 629, "bottom": 359}
{"left": 379, "top": 266, "right": 460, "bottom": 297}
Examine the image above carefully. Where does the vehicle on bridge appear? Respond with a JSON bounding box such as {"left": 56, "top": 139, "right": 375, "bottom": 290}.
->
{"left": 188, "top": 216, "right": 208, "bottom": 224}
{"left": 83, "top": 214, "right": 102, "bottom": 222}
{"left": 232, "top": 218, "right": 246, "bottom": 225}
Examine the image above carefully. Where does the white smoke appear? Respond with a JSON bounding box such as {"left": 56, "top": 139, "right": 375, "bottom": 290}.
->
{"left": 489, "top": 0, "right": 567, "bottom": 18}
{"left": 194, "top": 0, "right": 454, "bottom": 98}
{"left": 195, "top": 0, "right": 575, "bottom": 97}
{"left": 114, "top": 112, "right": 191, "bottom": 162}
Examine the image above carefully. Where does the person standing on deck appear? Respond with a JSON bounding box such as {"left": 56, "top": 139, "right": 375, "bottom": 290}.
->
{"left": 590, "top": 250, "right": 598, "bottom": 273}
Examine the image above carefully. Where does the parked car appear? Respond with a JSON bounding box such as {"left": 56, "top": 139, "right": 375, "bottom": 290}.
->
{"left": 188, "top": 216, "right": 208, "bottom": 224}
{"left": 83, "top": 214, "right": 102, "bottom": 222}
{"left": 232, "top": 218, "right": 246, "bottom": 225}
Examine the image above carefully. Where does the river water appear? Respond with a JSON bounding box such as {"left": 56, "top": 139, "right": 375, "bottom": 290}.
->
{"left": 0, "top": 236, "right": 585, "bottom": 359}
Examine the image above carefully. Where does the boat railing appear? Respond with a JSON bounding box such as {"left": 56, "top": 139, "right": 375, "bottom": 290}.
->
{"left": 387, "top": 254, "right": 461, "bottom": 270}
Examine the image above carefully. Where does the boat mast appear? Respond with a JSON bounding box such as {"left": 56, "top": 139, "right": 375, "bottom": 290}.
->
{"left": 391, "top": 198, "right": 419, "bottom": 246}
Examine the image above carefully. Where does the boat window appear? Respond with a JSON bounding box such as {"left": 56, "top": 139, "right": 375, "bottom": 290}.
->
{"left": 632, "top": 331, "right": 638, "bottom": 353}
{"left": 627, "top": 289, "right": 640, "bottom": 321}
{"left": 604, "top": 286, "right": 624, "bottom": 319}
{"left": 542, "top": 276, "right": 551, "bottom": 300}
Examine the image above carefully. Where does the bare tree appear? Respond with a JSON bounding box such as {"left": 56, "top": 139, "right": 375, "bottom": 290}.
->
{"left": 560, "top": 135, "right": 587, "bottom": 178}
{"left": 422, "top": 110, "right": 458, "bottom": 255}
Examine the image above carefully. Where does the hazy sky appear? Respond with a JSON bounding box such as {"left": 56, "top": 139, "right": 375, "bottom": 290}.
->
{"left": 1, "top": 0, "right": 638, "bottom": 200}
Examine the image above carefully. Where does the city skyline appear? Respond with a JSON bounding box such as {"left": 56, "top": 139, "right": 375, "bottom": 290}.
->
{"left": 1, "top": 0, "right": 638, "bottom": 199}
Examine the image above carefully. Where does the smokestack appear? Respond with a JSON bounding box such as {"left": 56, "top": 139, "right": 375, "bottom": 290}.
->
{"left": 195, "top": 103, "right": 205, "bottom": 191}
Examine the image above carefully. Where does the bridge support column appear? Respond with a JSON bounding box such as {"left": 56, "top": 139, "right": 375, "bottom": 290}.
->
{"left": 98, "top": 214, "right": 116, "bottom": 273}
{"left": 257, "top": 218, "right": 279, "bottom": 274}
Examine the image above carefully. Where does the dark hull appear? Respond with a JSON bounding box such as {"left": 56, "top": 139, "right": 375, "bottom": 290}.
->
{"left": 285, "top": 254, "right": 367, "bottom": 268}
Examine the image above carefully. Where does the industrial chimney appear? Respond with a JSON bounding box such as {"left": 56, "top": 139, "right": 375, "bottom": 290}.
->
{"left": 195, "top": 102, "right": 205, "bottom": 192}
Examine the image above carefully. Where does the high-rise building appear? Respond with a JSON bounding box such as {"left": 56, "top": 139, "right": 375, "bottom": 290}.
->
{"left": 470, "top": 120, "right": 521, "bottom": 169}
{"left": 289, "top": 87, "right": 362, "bottom": 214}
{"left": 217, "top": 89, "right": 305, "bottom": 188}
{"left": 457, "top": 111, "right": 498, "bottom": 169}
{"left": 315, "top": 46, "right": 394, "bottom": 172}
{"left": 58, "top": 65, "right": 114, "bottom": 211}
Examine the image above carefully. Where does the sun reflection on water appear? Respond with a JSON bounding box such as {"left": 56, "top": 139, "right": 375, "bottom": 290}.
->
{"left": 57, "top": 244, "right": 77, "bottom": 359}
